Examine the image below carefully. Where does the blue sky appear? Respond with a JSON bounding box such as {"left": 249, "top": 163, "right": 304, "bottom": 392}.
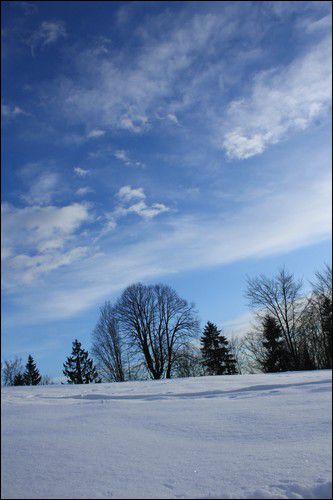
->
{"left": 2, "top": 1, "right": 332, "bottom": 379}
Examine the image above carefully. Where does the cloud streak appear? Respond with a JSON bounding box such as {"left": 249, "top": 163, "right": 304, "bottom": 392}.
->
{"left": 2, "top": 202, "right": 91, "bottom": 286}
{"left": 29, "top": 20, "right": 66, "bottom": 55}
{"left": 222, "top": 38, "right": 332, "bottom": 159}
{"left": 4, "top": 170, "right": 331, "bottom": 325}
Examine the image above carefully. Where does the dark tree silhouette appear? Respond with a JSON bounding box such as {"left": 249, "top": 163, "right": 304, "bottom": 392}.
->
{"left": 2, "top": 357, "right": 23, "bottom": 386}
{"left": 245, "top": 268, "right": 303, "bottom": 369}
{"left": 14, "top": 373, "right": 26, "bottom": 386}
{"left": 260, "top": 315, "right": 289, "bottom": 373}
{"left": 299, "top": 264, "right": 332, "bottom": 369}
{"left": 23, "top": 355, "right": 42, "bottom": 386}
{"left": 115, "top": 283, "right": 199, "bottom": 379}
{"left": 200, "top": 322, "right": 238, "bottom": 375}
{"left": 63, "top": 340, "right": 101, "bottom": 384}
{"left": 319, "top": 295, "right": 332, "bottom": 368}
{"left": 92, "top": 302, "right": 125, "bottom": 382}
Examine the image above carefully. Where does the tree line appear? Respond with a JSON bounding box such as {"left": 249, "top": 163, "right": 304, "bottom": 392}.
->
{"left": 2, "top": 355, "right": 43, "bottom": 386}
{"left": 2, "top": 264, "right": 331, "bottom": 386}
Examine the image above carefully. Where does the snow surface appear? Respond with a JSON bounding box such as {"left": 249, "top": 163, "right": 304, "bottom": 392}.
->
{"left": 1, "top": 370, "right": 332, "bottom": 499}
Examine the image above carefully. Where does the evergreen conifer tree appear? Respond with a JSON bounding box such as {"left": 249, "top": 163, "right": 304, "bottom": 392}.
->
{"left": 13, "top": 372, "right": 26, "bottom": 386}
{"left": 200, "top": 322, "right": 238, "bottom": 375}
{"left": 23, "top": 355, "right": 42, "bottom": 385}
{"left": 63, "top": 339, "right": 101, "bottom": 384}
{"left": 260, "top": 315, "right": 288, "bottom": 373}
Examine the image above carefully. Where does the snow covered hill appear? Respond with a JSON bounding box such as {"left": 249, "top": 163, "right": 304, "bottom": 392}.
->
{"left": 1, "top": 370, "right": 332, "bottom": 499}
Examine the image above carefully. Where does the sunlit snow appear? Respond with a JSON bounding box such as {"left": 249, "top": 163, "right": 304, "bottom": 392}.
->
{"left": 2, "top": 370, "right": 332, "bottom": 499}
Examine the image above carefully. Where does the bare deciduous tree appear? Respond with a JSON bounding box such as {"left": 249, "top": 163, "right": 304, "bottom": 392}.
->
{"left": 92, "top": 301, "right": 125, "bottom": 382}
{"left": 300, "top": 264, "right": 332, "bottom": 369}
{"left": 228, "top": 335, "right": 247, "bottom": 374}
{"left": 41, "top": 374, "right": 54, "bottom": 385}
{"left": 115, "top": 283, "right": 200, "bottom": 379}
{"left": 241, "top": 330, "right": 267, "bottom": 373}
{"left": 245, "top": 268, "right": 303, "bottom": 368}
{"left": 311, "top": 264, "right": 332, "bottom": 300}
{"left": 2, "top": 357, "right": 23, "bottom": 386}
{"left": 172, "top": 343, "right": 203, "bottom": 378}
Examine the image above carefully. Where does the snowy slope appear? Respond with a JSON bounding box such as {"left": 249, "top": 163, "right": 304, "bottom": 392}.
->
{"left": 1, "top": 370, "right": 332, "bottom": 499}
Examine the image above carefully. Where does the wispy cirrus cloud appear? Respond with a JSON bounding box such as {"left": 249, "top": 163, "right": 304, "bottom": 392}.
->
{"left": 76, "top": 187, "right": 94, "bottom": 196}
{"left": 28, "top": 20, "right": 66, "bottom": 55}
{"left": 2, "top": 202, "right": 91, "bottom": 255}
{"left": 8, "top": 247, "right": 88, "bottom": 285}
{"left": 94, "top": 186, "right": 171, "bottom": 241}
{"left": 87, "top": 129, "right": 106, "bottom": 139}
{"left": 38, "top": 3, "right": 330, "bottom": 164}
{"left": 2, "top": 103, "right": 28, "bottom": 119}
{"left": 1, "top": 202, "right": 91, "bottom": 286}
{"left": 19, "top": 162, "right": 63, "bottom": 206}
{"left": 11, "top": 1, "right": 38, "bottom": 15}
{"left": 5, "top": 169, "right": 331, "bottom": 325}
{"left": 221, "top": 38, "right": 332, "bottom": 159}
{"left": 52, "top": 10, "right": 236, "bottom": 134}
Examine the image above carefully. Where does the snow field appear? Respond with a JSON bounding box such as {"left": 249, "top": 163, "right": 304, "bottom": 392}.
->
{"left": 1, "top": 370, "right": 332, "bottom": 499}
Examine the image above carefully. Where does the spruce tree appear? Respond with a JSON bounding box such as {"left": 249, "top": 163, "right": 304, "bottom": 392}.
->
{"left": 63, "top": 339, "right": 101, "bottom": 384}
{"left": 200, "top": 322, "right": 238, "bottom": 375}
{"left": 260, "top": 315, "right": 287, "bottom": 373}
{"left": 23, "top": 355, "right": 42, "bottom": 385}
{"left": 13, "top": 373, "right": 26, "bottom": 386}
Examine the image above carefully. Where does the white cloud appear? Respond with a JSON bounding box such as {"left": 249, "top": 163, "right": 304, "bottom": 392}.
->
{"left": 303, "top": 14, "right": 332, "bottom": 34}
{"left": 114, "top": 150, "right": 130, "bottom": 163}
{"left": 2, "top": 202, "right": 92, "bottom": 288}
{"left": 119, "top": 115, "right": 149, "bottom": 133}
{"left": 113, "top": 186, "right": 170, "bottom": 221}
{"left": 223, "top": 312, "right": 255, "bottom": 339}
{"left": 1, "top": 202, "right": 92, "bottom": 287}
{"left": 29, "top": 20, "right": 66, "bottom": 55}
{"left": 2, "top": 103, "right": 28, "bottom": 119}
{"left": 2, "top": 202, "right": 90, "bottom": 254}
{"left": 73, "top": 166, "right": 89, "bottom": 177}
{"left": 166, "top": 113, "right": 179, "bottom": 125}
{"left": 54, "top": 11, "right": 230, "bottom": 134}
{"left": 76, "top": 187, "right": 94, "bottom": 196}
{"left": 223, "top": 130, "right": 266, "bottom": 160}
{"left": 222, "top": 38, "right": 332, "bottom": 159}
{"left": 5, "top": 162, "right": 331, "bottom": 325}
{"left": 117, "top": 185, "right": 146, "bottom": 202}
{"left": 96, "top": 186, "right": 170, "bottom": 239}
{"left": 114, "top": 150, "right": 144, "bottom": 167}
{"left": 21, "top": 171, "right": 60, "bottom": 206}
{"left": 27, "top": 5, "right": 331, "bottom": 163}
{"left": 9, "top": 247, "right": 88, "bottom": 284}
{"left": 87, "top": 129, "right": 106, "bottom": 139}
{"left": 123, "top": 201, "right": 170, "bottom": 219}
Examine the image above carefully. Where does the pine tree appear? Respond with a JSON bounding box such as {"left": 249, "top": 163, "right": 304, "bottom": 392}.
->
{"left": 13, "top": 373, "right": 26, "bottom": 386}
{"left": 63, "top": 339, "right": 101, "bottom": 384}
{"left": 23, "top": 355, "right": 42, "bottom": 385}
{"left": 200, "top": 322, "right": 238, "bottom": 375}
{"left": 260, "top": 315, "right": 288, "bottom": 373}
